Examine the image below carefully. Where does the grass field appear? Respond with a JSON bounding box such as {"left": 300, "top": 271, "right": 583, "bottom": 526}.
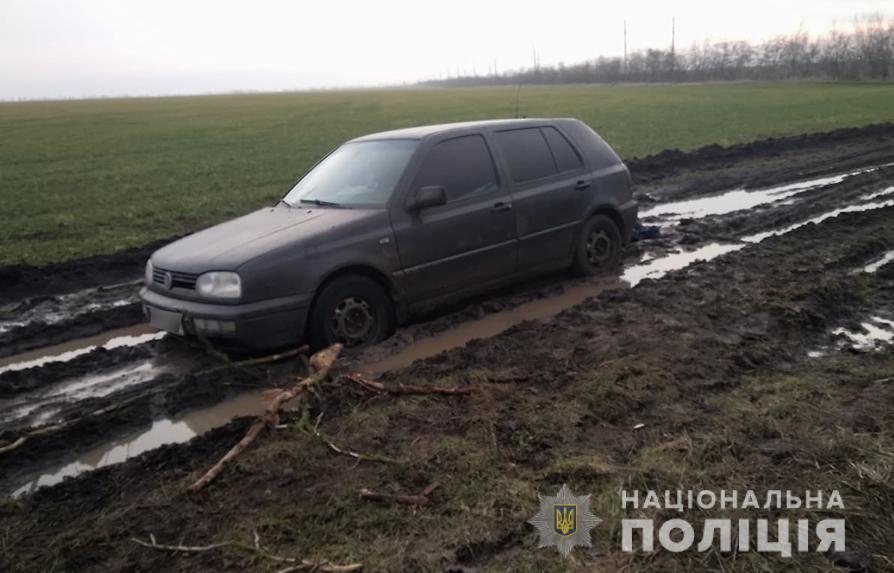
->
{"left": 3, "top": 81, "right": 894, "bottom": 266}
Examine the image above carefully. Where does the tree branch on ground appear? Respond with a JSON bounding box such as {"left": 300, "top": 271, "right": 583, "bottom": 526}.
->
{"left": 359, "top": 482, "right": 440, "bottom": 506}
{"left": 130, "top": 533, "right": 362, "bottom": 571}
{"left": 196, "top": 345, "right": 309, "bottom": 376}
{"left": 344, "top": 373, "right": 474, "bottom": 396}
{"left": 302, "top": 415, "right": 399, "bottom": 465}
{"left": 187, "top": 344, "right": 342, "bottom": 493}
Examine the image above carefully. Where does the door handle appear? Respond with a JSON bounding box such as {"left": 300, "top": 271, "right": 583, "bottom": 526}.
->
{"left": 574, "top": 179, "right": 591, "bottom": 190}
{"left": 491, "top": 201, "right": 512, "bottom": 213}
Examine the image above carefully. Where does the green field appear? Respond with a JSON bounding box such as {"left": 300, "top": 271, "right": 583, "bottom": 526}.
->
{"left": 3, "top": 82, "right": 894, "bottom": 266}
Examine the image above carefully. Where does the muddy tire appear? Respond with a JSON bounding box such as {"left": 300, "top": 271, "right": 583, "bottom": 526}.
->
{"left": 308, "top": 275, "right": 394, "bottom": 350}
{"left": 572, "top": 214, "right": 622, "bottom": 276}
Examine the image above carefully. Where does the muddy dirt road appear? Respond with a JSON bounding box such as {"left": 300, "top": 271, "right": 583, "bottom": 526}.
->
{"left": 1, "top": 124, "right": 894, "bottom": 572}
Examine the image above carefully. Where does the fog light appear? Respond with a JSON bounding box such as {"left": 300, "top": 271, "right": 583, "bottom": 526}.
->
{"left": 192, "top": 318, "right": 235, "bottom": 336}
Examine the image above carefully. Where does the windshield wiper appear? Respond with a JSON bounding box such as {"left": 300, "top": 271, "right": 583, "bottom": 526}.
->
{"left": 299, "top": 198, "right": 342, "bottom": 208}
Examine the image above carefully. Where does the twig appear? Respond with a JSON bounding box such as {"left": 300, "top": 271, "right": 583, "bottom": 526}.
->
{"left": 196, "top": 346, "right": 309, "bottom": 376}
{"left": 188, "top": 344, "right": 342, "bottom": 493}
{"left": 130, "top": 535, "right": 362, "bottom": 571}
{"left": 131, "top": 536, "right": 229, "bottom": 552}
{"left": 344, "top": 374, "right": 474, "bottom": 396}
{"left": 306, "top": 423, "right": 399, "bottom": 464}
{"left": 0, "top": 437, "right": 27, "bottom": 455}
{"left": 359, "top": 482, "right": 439, "bottom": 506}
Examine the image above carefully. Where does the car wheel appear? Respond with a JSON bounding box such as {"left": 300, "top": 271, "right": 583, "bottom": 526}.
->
{"left": 308, "top": 275, "right": 394, "bottom": 350}
{"left": 572, "top": 214, "right": 622, "bottom": 276}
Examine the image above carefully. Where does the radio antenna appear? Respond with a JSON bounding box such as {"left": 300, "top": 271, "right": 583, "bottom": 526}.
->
{"left": 514, "top": 83, "right": 522, "bottom": 119}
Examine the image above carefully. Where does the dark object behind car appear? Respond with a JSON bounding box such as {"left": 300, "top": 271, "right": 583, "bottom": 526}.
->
{"left": 140, "top": 118, "right": 637, "bottom": 350}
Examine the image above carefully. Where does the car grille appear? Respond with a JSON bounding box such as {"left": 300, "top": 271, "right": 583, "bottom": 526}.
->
{"left": 152, "top": 267, "right": 199, "bottom": 290}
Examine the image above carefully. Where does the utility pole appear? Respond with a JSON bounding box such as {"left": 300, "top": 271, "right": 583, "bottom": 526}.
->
{"left": 623, "top": 20, "right": 628, "bottom": 76}
{"left": 670, "top": 17, "right": 676, "bottom": 78}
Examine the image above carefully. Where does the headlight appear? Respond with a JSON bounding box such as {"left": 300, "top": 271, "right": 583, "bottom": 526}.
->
{"left": 145, "top": 260, "right": 153, "bottom": 286}
{"left": 196, "top": 272, "right": 242, "bottom": 299}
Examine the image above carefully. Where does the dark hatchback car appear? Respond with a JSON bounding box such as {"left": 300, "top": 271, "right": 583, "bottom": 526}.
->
{"left": 140, "top": 118, "right": 636, "bottom": 350}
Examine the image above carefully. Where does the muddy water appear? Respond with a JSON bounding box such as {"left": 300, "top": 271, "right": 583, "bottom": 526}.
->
{"left": 0, "top": 360, "right": 159, "bottom": 428}
{"left": 864, "top": 250, "right": 894, "bottom": 273}
{"left": 0, "top": 281, "right": 140, "bottom": 335}
{"left": 743, "top": 187, "right": 894, "bottom": 243}
{"left": 0, "top": 325, "right": 159, "bottom": 373}
{"left": 363, "top": 278, "right": 625, "bottom": 373}
{"left": 639, "top": 166, "right": 889, "bottom": 223}
{"left": 10, "top": 390, "right": 268, "bottom": 497}
{"left": 833, "top": 316, "right": 894, "bottom": 351}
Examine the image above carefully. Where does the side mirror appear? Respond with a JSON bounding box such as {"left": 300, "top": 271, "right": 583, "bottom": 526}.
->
{"left": 408, "top": 186, "right": 447, "bottom": 211}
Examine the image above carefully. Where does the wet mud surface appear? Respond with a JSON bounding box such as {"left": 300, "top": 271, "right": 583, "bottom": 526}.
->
{"left": 2, "top": 123, "right": 894, "bottom": 571}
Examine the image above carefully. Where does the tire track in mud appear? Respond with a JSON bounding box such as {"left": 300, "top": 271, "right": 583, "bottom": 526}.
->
{"left": 5, "top": 200, "right": 894, "bottom": 572}
{"left": 2, "top": 127, "right": 894, "bottom": 498}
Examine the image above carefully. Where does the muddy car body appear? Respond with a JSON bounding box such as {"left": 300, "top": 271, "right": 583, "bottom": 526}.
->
{"left": 140, "top": 118, "right": 636, "bottom": 350}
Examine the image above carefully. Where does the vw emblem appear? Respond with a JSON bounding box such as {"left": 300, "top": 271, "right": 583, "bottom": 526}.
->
{"left": 163, "top": 272, "right": 173, "bottom": 290}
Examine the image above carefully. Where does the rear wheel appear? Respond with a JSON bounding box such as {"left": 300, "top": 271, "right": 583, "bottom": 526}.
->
{"left": 572, "top": 214, "right": 622, "bottom": 276}
{"left": 308, "top": 275, "right": 394, "bottom": 350}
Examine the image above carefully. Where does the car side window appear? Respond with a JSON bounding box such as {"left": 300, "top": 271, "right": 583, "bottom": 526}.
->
{"left": 542, "top": 126, "right": 583, "bottom": 173}
{"left": 495, "top": 128, "right": 558, "bottom": 183}
{"left": 415, "top": 135, "right": 498, "bottom": 202}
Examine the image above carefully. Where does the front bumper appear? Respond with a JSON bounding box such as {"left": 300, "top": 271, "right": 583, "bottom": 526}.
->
{"left": 139, "top": 287, "right": 313, "bottom": 350}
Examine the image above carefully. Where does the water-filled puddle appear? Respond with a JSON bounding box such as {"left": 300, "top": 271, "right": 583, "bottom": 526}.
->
{"left": 743, "top": 187, "right": 894, "bottom": 243}
{"left": 863, "top": 250, "right": 894, "bottom": 274}
{"left": 639, "top": 167, "right": 883, "bottom": 223}
{"left": 0, "top": 325, "right": 160, "bottom": 373}
{"left": 621, "top": 243, "right": 744, "bottom": 286}
{"left": 0, "top": 281, "right": 140, "bottom": 335}
{"left": 364, "top": 278, "right": 625, "bottom": 373}
{"left": 10, "top": 390, "right": 268, "bottom": 497}
{"left": 0, "top": 360, "right": 159, "bottom": 428}
{"left": 832, "top": 316, "right": 894, "bottom": 351}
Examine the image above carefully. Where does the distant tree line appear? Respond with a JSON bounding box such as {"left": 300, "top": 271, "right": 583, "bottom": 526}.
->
{"left": 422, "top": 14, "right": 894, "bottom": 86}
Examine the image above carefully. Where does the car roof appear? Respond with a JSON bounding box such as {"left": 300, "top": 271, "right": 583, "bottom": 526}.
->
{"left": 348, "top": 118, "right": 575, "bottom": 142}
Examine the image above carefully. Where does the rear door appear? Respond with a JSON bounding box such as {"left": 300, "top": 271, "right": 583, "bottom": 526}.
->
{"left": 493, "top": 126, "right": 587, "bottom": 269}
{"left": 391, "top": 133, "right": 518, "bottom": 303}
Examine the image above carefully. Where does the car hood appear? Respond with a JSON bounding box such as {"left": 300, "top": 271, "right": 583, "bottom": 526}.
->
{"left": 151, "top": 204, "right": 382, "bottom": 272}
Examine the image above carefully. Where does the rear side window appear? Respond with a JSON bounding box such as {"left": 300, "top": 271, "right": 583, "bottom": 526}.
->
{"left": 542, "top": 127, "right": 583, "bottom": 173}
{"left": 416, "top": 135, "right": 498, "bottom": 202}
{"left": 556, "top": 119, "right": 622, "bottom": 170}
{"left": 495, "top": 128, "right": 557, "bottom": 183}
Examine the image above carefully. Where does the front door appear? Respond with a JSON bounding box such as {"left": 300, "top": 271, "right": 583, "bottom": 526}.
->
{"left": 391, "top": 133, "right": 517, "bottom": 303}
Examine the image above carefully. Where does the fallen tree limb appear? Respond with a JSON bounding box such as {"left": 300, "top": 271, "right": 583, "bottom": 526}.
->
{"left": 187, "top": 344, "right": 342, "bottom": 493}
{"left": 359, "top": 482, "right": 439, "bottom": 506}
{"left": 344, "top": 373, "right": 474, "bottom": 396}
{"left": 196, "top": 345, "right": 309, "bottom": 377}
{"left": 130, "top": 534, "right": 361, "bottom": 571}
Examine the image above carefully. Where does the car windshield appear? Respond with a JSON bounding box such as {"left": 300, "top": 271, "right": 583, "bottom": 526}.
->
{"left": 283, "top": 140, "right": 418, "bottom": 208}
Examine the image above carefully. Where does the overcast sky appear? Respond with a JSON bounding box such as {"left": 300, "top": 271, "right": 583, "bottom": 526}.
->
{"left": 1, "top": 0, "right": 891, "bottom": 100}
